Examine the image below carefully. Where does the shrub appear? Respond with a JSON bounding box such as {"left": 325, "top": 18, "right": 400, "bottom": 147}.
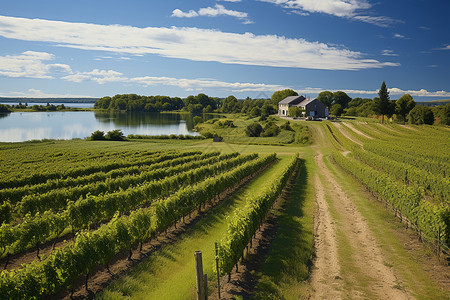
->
{"left": 0, "top": 104, "right": 12, "bottom": 113}
{"left": 288, "top": 106, "right": 304, "bottom": 117}
{"left": 216, "top": 120, "right": 235, "bottom": 128}
{"left": 280, "top": 121, "right": 294, "bottom": 131}
{"left": 202, "top": 131, "right": 218, "bottom": 138}
{"left": 105, "top": 129, "right": 126, "bottom": 141}
{"left": 261, "top": 123, "right": 280, "bottom": 137}
{"left": 193, "top": 116, "right": 204, "bottom": 126}
{"left": 407, "top": 106, "right": 434, "bottom": 125}
{"left": 90, "top": 130, "right": 106, "bottom": 140}
{"left": 245, "top": 122, "right": 263, "bottom": 137}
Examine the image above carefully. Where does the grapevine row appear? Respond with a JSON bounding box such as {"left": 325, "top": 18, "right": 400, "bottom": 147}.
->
{"left": 351, "top": 146, "right": 450, "bottom": 201}
{"left": 1, "top": 152, "right": 223, "bottom": 221}
{"left": 0, "top": 152, "right": 220, "bottom": 206}
{"left": 0, "top": 149, "right": 157, "bottom": 181}
{"left": 331, "top": 149, "right": 449, "bottom": 244}
{"left": 351, "top": 123, "right": 449, "bottom": 163}
{"left": 0, "top": 153, "right": 256, "bottom": 260}
{"left": 0, "top": 154, "right": 275, "bottom": 299}
{"left": 362, "top": 141, "right": 449, "bottom": 178}
{"left": 216, "top": 154, "right": 299, "bottom": 276}
{"left": 0, "top": 150, "right": 201, "bottom": 189}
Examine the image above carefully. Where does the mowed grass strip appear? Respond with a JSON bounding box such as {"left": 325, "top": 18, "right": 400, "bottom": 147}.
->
{"left": 252, "top": 156, "right": 315, "bottom": 300}
{"left": 97, "top": 156, "right": 292, "bottom": 300}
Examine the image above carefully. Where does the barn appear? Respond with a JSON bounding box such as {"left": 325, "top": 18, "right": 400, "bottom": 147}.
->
{"left": 278, "top": 96, "right": 328, "bottom": 118}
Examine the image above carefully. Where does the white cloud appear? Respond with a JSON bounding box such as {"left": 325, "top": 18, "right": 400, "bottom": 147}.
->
{"left": 172, "top": 9, "right": 199, "bottom": 18}
{"left": 387, "top": 88, "right": 450, "bottom": 97}
{"left": 1, "top": 88, "right": 93, "bottom": 98}
{"left": 199, "top": 4, "right": 248, "bottom": 18}
{"left": 381, "top": 49, "right": 398, "bottom": 56}
{"left": 299, "top": 87, "right": 450, "bottom": 98}
{"left": 172, "top": 4, "right": 251, "bottom": 23}
{"left": 61, "top": 68, "right": 288, "bottom": 92}
{"left": 0, "top": 51, "right": 72, "bottom": 78}
{"left": 131, "top": 76, "right": 288, "bottom": 92}
{"left": 393, "top": 33, "right": 409, "bottom": 39}
{"left": 436, "top": 45, "right": 450, "bottom": 50}
{"left": 219, "top": 0, "right": 242, "bottom": 2}
{"left": 257, "top": 0, "right": 394, "bottom": 26}
{"left": 0, "top": 15, "right": 399, "bottom": 71}
{"left": 62, "top": 69, "right": 126, "bottom": 84}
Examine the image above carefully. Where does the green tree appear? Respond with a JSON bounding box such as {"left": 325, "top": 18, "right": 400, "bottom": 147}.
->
{"left": 333, "top": 91, "right": 351, "bottom": 109}
{"left": 395, "top": 94, "right": 416, "bottom": 122}
{"left": 330, "top": 104, "right": 343, "bottom": 116}
{"left": 245, "top": 123, "right": 263, "bottom": 137}
{"left": 261, "top": 103, "right": 276, "bottom": 116}
{"left": 407, "top": 106, "right": 434, "bottom": 125}
{"left": 270, "top": 89, "right": 298, "bottom": 106}
{"left": 250, "top": 107, "right": 261, "bottom": 118}
{"left": 376, "top": 81, "right": 390, "bottom": 122}
{"left": 432, "top": 103, "right": 450, "bottom": 125}
{"left": 221, "top": 95, "right": 238, "bottom": 113}
{"left": 317, "top": 91, "right": 334, "bottom": 109}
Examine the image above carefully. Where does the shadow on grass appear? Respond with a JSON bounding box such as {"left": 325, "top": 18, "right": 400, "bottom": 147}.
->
{"left": 253, "top": 159, "right": 314, "bottom": 299}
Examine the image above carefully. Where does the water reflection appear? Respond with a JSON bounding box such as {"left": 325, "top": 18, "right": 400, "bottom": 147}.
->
{"left": 0, "top": 111, "right": 200, "bottom": 142}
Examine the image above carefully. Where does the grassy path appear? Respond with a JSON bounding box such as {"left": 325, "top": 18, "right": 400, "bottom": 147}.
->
{"left": 308, "top": 122, "right": 449, "bottom": 300}
{"left": 251, "top": 155, "right": 316, "bottom": 299}
{"left": 97, "top": 156, "right": 292, "bottom": 300}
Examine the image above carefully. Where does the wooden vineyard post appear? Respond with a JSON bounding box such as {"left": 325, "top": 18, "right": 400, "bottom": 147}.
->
{"left": 204, "top": 274, "right": 208, "bottom": 300}
{"left": 195, "top": 251, "right": 206, "bottom": 300}
{"left": 437, "top": 227, "right": 441, "bottom": 258}
{"left": 215, "top": 242, "right": 221, "bottom": 299}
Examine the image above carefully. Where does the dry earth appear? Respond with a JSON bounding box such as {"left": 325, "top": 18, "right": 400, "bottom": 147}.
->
{"left": 342, "top": 122, "right": 374, "bottom": 140}
{"left": 332, "top": 122, "right": 363, "bottom": 146}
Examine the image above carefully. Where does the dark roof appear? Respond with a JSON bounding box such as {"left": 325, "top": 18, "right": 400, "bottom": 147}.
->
{"left": 278, "top": 95, "right": 306, "bottom": 105}
{"left": 297, "top": 98, "right": 316, "bottom": 106}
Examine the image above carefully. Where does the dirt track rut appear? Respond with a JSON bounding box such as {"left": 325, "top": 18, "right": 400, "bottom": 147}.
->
{"left": 310, "top": 149, "right": 414, "bottom": 299}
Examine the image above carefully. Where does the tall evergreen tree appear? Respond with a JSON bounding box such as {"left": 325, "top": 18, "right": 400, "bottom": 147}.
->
{"left": 377, "top": 81, "right": 390, "bottom": 123}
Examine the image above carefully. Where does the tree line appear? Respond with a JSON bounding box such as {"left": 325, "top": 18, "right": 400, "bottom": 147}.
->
{"left": 95, "top": 84, "right": 449, "bottom": 126}
{"left": 317, "top": 82, "right": 449, "bottom": 125}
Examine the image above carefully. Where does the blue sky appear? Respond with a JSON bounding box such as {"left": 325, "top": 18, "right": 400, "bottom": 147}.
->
{"left": 0, "top": 0, "right": 449, "bottom": 101}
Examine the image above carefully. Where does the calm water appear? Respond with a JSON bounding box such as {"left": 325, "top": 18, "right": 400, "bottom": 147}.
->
{"left": 0, "top": 111, "right": 199, "bottom": 142}
{"left": 1, "top": 102, "right": 95, "bottom": 108}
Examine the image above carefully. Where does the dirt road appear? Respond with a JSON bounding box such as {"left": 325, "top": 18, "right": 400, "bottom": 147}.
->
{"left": 310, "top": 126, "right": 414, "bottom": 299}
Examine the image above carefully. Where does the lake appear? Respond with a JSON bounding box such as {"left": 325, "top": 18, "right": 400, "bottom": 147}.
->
{"left": 1, "top": 102, "right": 95, "bottom": 108}
{"left": 0, "top": 111, "right": 200, "bottom": 142}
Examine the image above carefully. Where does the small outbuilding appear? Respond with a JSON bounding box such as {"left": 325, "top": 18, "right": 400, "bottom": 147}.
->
{"left": 278, "top": 96, "right": 328, "bottom": 118}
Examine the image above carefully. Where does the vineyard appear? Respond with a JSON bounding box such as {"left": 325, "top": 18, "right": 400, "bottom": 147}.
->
{"left": 325, "top": 122, "right": 450, "bottom": 246}
{"left": 0, "top": 120, "right": 448, "bottom": 299}
{"left": 0, "top": 143, "right": 295, "bottom": 299}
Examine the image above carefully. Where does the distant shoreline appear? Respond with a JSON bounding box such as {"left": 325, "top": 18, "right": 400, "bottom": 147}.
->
{"left": 0, "top": 97, "right": 98, "bottom": 103}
